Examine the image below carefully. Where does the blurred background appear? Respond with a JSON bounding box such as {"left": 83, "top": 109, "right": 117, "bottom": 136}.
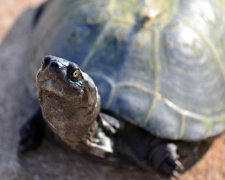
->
{"left": 0, "top": 0, "right": 224, "bottom": 180}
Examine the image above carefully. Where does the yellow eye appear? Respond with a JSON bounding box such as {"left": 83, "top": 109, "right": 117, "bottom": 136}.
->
{"left": 73, "top": 70, "right": 80, "bottom": 78}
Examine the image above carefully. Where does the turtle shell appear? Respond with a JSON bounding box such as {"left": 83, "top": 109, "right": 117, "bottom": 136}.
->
{"left": 26, "top": 0, "right": 225, "bottom": 141}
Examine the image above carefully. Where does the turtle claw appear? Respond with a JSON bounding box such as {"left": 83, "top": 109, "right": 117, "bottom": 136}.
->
{"left": 158, "top": 158, "right": 181, "bottom": 177}
{"left": 170, "top": 160, "right": 183, "bottom": 179}
{"left": 171, "top": 171, "right": 181, "bottom": 179}
{"left": 175, "top": 160, "right": 184, "bottom": 171}
{"left": 149, "top": 142, "right": 183, "bottom": 177}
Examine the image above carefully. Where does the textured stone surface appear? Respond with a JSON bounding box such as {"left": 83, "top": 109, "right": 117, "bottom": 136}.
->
{"left": 0, "top": 1, "right": 224, "bottom": 180}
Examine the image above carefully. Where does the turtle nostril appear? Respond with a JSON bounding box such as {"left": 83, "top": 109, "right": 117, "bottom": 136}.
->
{"left": 43, "top": 56, "right": 51, "bottom": 67}
{"left": 50, "top": 62, "right": 59, "bottom": 70}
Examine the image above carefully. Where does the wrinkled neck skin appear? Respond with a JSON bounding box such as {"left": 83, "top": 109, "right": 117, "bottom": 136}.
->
{"left": 36, "top": 72, "right": 100, "bottom": 150}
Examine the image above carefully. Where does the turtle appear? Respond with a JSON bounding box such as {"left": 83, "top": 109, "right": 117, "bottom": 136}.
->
{"left": 19, "top": 0, "right": 225, "bottom": 177}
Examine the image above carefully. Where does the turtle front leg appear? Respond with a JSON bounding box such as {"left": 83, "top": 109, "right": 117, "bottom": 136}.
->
{"left": 88, "top": 113, "right": 182, "bottom": 177}
{"left": 148, "top": 142, "right": 183, "bottom": 177}
{"left": 82, "top": 113, "right": 123, "bottom": 159}
{"left": 18, "top": 108, "right": 46, "bottom": 153}
{"left": 112, "top": 123, "right": 183, "bottom": 177}
{"left": 88, "top": 113, "right": 183, "bottom": 177}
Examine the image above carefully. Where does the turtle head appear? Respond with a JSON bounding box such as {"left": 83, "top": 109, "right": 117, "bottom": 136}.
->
{"left": 37, "top": 55, "right": 87, "bottom": 98}
{"left": 36, "top": 56, "right": 100, "bottom": 147}
{"left": 36, "top": 55, "right": 99, "bottom": 108}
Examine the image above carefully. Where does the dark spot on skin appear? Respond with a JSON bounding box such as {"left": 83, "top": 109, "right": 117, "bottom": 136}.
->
{"left": 50, "top": 62, "right": 59, "bottom": 71}
{"left": 42, "top": 56, "right": 51, "bottom": 69}
{"left": 44, "top": 56, "right": 51, "bottom": 67}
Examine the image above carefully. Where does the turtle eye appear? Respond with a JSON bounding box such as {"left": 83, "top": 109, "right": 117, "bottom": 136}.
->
{"left": 67, "top": 64, "right": 81, "bottom": 82}
{"left": 73, "top": 69, "right": 80, "bottom": 78}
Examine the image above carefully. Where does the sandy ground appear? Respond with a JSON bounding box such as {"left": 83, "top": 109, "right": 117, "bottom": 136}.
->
{"left": 0, "top": 0, "right": 224, "bottom": 180}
